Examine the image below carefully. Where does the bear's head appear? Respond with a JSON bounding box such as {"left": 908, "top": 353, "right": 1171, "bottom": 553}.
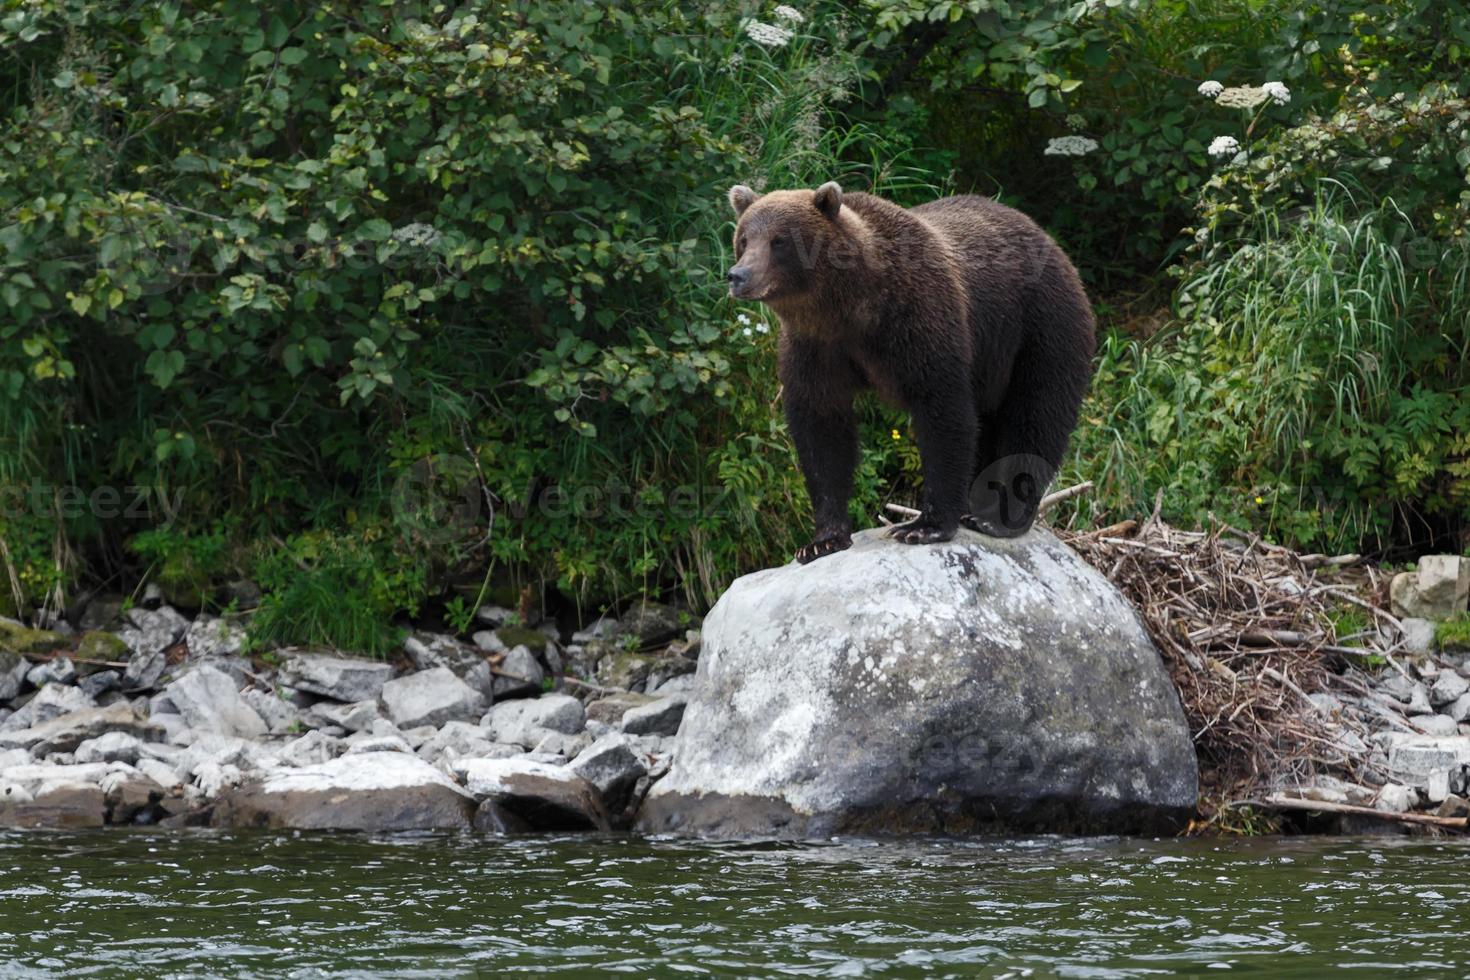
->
{"left": 725, "top": 181, "right": 856, "bottom": 304}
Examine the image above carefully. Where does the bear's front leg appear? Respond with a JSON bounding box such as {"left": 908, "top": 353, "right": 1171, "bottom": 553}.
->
{"left": 784, "top": 392, "right": 858, "bottom": 565}
{"left": 889, "top": 385, "right": 976, "bottom": 546}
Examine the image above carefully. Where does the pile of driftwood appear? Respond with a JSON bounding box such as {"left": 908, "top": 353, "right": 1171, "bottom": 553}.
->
{"left": 1057, "top": 503, "right": 1384, "bottom": 797}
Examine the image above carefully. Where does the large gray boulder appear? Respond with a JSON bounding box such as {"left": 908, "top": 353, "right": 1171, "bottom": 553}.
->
{"left": 638, "top": 527, "right": 1198, "bottom": 837}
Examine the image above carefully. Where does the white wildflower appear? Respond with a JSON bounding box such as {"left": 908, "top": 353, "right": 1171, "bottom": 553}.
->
{"left": 1215, "top": 85, "right": 1268, "bottom": 109}
{"left": 742, "top": 327, "right": 754, "bottom": 337}
{"left": 756, "top": 322, "right": 770, "bottom": 334}
{"left": 737, "top": 312, "right": 751, "bottom": 325}
{"left": 1043, "top": 135, "right": 1099, "bottom": 157}
{"left": 392, "top": 223, "right": 441, "bottom": 248}
{"left": 773, "top": 5, "right": 804, "bottom": 25}
{"left": 1207, "top": 135, "right": 1240, "bottom": 157}
{"left": 744, "top": 20, "right": 793, "bottom": 48}
{"left": 1261, "top": 81, "right": 1290, "bottom": 105}
{"left": 1197, "top": 80, "right": 1223, "bottom": 99}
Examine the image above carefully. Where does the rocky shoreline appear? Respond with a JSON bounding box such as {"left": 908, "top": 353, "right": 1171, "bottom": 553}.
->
{"left": 1, "top": 533, "right": 1467, "bottom": 837}
{"left": 0, "top": 601, "right": 696, "bottom": 832}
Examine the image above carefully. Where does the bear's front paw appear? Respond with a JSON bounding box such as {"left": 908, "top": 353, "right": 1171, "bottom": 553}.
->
{"left": 888, "top": 514, "right": 958, "bottom": 545}
{"left": 796, "top": 532, "right": 852, "bottom": 564}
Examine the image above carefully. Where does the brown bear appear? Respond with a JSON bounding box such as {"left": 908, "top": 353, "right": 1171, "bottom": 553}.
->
{"left": 727, "top": 181, "right": 1095, "bottom": 564}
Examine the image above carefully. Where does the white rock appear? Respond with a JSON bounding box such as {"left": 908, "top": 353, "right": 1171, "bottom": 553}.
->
{"left": 280, "top": 653, "right": 393, "bottom": 703}
{"left": 26, "top": 657, "right": 76, "bottom": 687}
{"left": 135, "top": 757, "right": 184, "bottom": 791}
{"left": 482, "top": 694, "right": 585, "bottom": 747}
{"left": 120, "top": 606, "right": 190, "bottom": 657}
{"left": 1417, "top": 714, "right": 1460, "bottom": 736}
{"left": 1375, "top": 783, "right": 1417, "bottom": 813}
{"left": 381, "top": 667, "right": 486, "bottom": 730}
{"left": 1419, "top": 555, "right": 1469, "bottom": 615}
{"left": 194, "top": 761, "right": 245, "bottom": 798}
{"left": 165, "top": 665, "right": 267, "bottom": 739}
{"left": 1431, "top": 671, "right": 1470, "bottom": 707}
{"left": 278, "top": 730, "right": 345, "bottom": 768}
{"left": 73, "top": 732, "right": 146, "bottom": 765}
{"left": 1447, "top": 693, "right": 1470, "bottom": 723}
{"left": 638, "top": 527, "right": 1197, "bottom": 837}
{"left": 1400, "top": 618, "right": 1438, "bottom": 656}
{"left": 262, "top": 751, "right": 469, "bottom": 795}
{"left": 1, "top": 685, "right": 95, "bottom": 732}
{"left": 305, "top": 699, "right": 382, "bottom": 733}
{"left": 241, "top": 688, "right": 302, "bottom": 735}
{"left": 344, "top": 734, "right": 414, "bottom": 755}
{"left": 184, "top": 616, "right": 247, "bottom": 659}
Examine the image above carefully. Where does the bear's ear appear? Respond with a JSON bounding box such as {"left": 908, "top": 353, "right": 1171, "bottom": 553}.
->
{"left": 813, "top": 181, "right": 843, "bottom": 219}
{"left": 728, "top": 185, "right": 758, "bottom": 216}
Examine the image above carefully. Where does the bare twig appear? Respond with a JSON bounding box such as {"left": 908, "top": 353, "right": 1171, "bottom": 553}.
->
{"left": 1259, "top": 795, "right": 1467, "bottom": 830}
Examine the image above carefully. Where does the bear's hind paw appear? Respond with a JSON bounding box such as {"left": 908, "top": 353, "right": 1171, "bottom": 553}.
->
{"left": 888, "top": 517, "right": 958, "bottom": 546}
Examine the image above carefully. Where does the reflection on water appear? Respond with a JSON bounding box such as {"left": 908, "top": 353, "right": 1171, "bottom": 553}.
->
{"left": 0, "top": 831, "right": 1465, "bottom": 977}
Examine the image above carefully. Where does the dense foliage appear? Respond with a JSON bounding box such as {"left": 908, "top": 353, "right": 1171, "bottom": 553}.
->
{"left": 1, "top": 0, "right": 1466, "bottom": 645}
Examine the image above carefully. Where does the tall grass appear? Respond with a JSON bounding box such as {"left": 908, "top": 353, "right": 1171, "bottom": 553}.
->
{"left": 1061, "top": 185, "right": 1470, "bottom": 552}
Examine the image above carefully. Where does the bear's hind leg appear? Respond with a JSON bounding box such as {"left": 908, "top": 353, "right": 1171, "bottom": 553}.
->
{"left": 967, "top": 344, "right": 1087, "bottom": 538}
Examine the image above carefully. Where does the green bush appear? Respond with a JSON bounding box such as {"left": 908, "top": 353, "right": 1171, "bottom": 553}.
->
{"left": 1062, "top": 187, "right": 1470, "bottom": 551}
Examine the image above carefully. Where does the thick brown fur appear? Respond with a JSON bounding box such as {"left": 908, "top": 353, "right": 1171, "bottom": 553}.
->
{"left": 727, "top": 182, "right": 1096, "bottom": 564}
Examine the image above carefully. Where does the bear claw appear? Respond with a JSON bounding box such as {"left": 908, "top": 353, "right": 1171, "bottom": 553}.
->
{"left": 888, "top": 517, "right": 958, "bottom": 546}
{"left": 796, "top": 534, "right": 852, "bottom": 564}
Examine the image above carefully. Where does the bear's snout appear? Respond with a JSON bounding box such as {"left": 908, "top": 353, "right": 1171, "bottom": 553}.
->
{"left": 727, "top": 266, "right": 753, "bottom": 297}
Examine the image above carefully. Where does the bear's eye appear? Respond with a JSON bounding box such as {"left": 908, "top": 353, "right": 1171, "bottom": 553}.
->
{"left": 770, "top": 235, "right": 787, "bottom": 249}
{"left": 737, "top": 236, "right": 747, "bottom": 252}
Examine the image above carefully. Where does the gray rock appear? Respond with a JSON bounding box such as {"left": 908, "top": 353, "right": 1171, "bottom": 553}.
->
{"left": 471, "top": 630, "right": 507, "bottom": 656}
{"left": 241, "top": 688, "right": 302, "bottom": 735}
{"left": 492, "top": 646, "right": 545, "bottom": 700}
{"left": 531, "top": 730, "right": 591, "bottom": 759}
{"left": 305, "top": 699, "right": 382, "bottom": 733}
{"left": 570, "top": 733, "right": 647, "bottom": 813}
{"left": 78, "top": 595, "right": 125, "bottom": 632}
{"left": 621, "top": 696, "right": 686, "bottom": 736}
{"left": 381, "top": 667, "right": 486, "bottom": 730}
{"left": 638, "top": 527, "right": 1198, "bottom": 838}
{"left": 1418, "top": 555, "right": 1469, "bottom": 615}
{"left": 212, "top": 753, "right": 476, "bottom": 831}
{"left": 73, "top": 731, "right": 147, "bottom": 765}
{"left": 119, "top": 606, "right": 189, "bottom": 657}
{"left": 0, "top": 761, "right": 168, "bottom": 828}
{"left": 135, "top": 757, "right": 184, "bottom": 792}
{"left": 1375, "top": 782, "right": 1417, "bottom": 813}
{"left": 1431, "top": 671, "right": 1470, "bottom": 707}
{"left": 278, "top": 730, "right": 345, "bottom": 768}
{"left": 585, "top": 693, "right": 655, "bottom": 726}
{"left": 183, "top": 616, "right": 247, "bottom": 659}
{"left": 165, "top": 665, "right": 268, "bottom": 739}
{"left": 26, "top": 657, "right": 76, "bottom": 688}
{"left": 0, "top": 703, "right": 163, "bottom": 756}
{"left": 1447, "top": 692, "right": 1470, "bottom": 723}
{"left": 1400, "top": 618, "right": 1438, "bottom": 656}
{"left": 405, "top": 633, "right": 482, "bottom": 672}
{"left": 1417, "top": 714, "right": 1461, "bottom": 736}
{"left": 475, "top": 605, "right": 517, "bottom": 627}
{"left": 457, "top": 758, "right": 608, "bottom": 830}
{"left": 344, "top": 734, "right": 414, "bottom": 755}
{"left": 415, "top": 721, "right": 517, "bottom": 766}
{"left": 0, "top": 652, "right": 27, "bottom": 702}
{"left": 2, "top": 685, "right": 95, "bottom": 732}
{"left": 1377, "top": 672, "right": 1419, "bottom": 703}
{"left": 280, "top": 653, "right": 393, "bottom": 704}
{"left": 1381, "top": 733, "right": 1470, "bottom": 794}
{"left": 122, "top": 648, "right": 167, "bottom": 690}
{"left": 653, "top": 673, "right": 698, "bottom": 698}
{"left": 79, "top": 670, "right": 121, "bottom": 699}
{"left": 482, "top": 694, "right": 585, "bottom": 747}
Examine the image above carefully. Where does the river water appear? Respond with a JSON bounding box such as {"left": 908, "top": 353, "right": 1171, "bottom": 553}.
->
{"left": 0, "top": 831, "right": 1465, "bottom": 977}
